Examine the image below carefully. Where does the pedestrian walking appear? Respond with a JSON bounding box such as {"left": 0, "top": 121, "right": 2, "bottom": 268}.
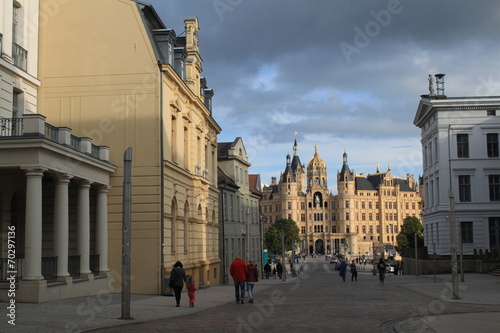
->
{"left": 393, "top": 261, "right": 399, "bottom": 275}
{"left": 272, "top": 266, "right": 277, "bottom": 279}
{"left": 186, "top": 275, "right": 197, "bottom": 307}
{"left": 230, "top": 256, "right": 248, "bottom": 304}
{"left": 169, "top": 261, "right": 187, "bottom": 307}
{"left": 338, "top": 260, "right": 347, "bottom": 282}
{"left": 377, "top": 258, "right": 386, "bottom": 285}
{"left": 276, "top": 262, "right": 283, "bottom": 279}
{"left": 264, "top": 261, "right": 271, "bottom": 279}
{"left": 350, "top": 260, "right": 358, "bottom": 281}
{"left": 246, "top": 259, "right": 259, "bottom": 304}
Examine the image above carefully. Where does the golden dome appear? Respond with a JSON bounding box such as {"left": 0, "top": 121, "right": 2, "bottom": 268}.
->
{"left": 308, "top": 145, "right": 326, "bottom": 169}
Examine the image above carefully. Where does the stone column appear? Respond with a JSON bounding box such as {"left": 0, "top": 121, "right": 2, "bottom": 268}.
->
{"left": 77, "top": 180, "right": 92, "bottom": 274}
{"left": 23, "top": 168, "right": 45, "bottom": 280}
{"left": 53, "top": 173, "right": 72, "bottom": 277}
{"left": 96, "top": 185, "right": 110, "bottom": 272}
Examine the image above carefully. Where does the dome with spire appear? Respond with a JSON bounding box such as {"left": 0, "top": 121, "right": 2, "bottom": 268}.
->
{"left": 308, "top": 145, "right": 326, "bottom": 170}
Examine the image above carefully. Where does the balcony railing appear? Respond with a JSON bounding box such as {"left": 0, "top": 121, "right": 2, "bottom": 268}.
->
{"left": 68, "top": 255, "right": 81, "bottom": 278}
{"left": 90, "top": 254, "right": 100, "bottom": 275}
{"left": 45, "top": 123, "right": 59, "bottom": 141}
{"left": 0, "top": 258, "right": 23, "bottom": 283}
{"left": 42, "top": 256, "right": 58, "bottom": 281}
{"left": 70, "top": 135, "right": 81, "bottom": 150}
{"left": 12, "top": 42, "right": 27, "bottom": 71}
{"left": 0, "top": 118, "right": 23, "bottom": 137}
{"left": 91, "top": 144, "right": 100, "bottom": 159}
{"left": 0, "top": 115, "right": 111, "bottom": 162}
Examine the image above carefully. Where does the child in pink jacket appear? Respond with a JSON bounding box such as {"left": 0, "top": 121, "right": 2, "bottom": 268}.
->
{"left": 186, "top": 275, "right": 197, "bottom": 307}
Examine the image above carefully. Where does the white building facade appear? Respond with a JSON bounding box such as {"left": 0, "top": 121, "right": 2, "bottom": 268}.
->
{"left": 0, "top": 0, "right": 115, "bottom": 302}
{"left": 414, "top": 87, "right": 500, "bottom": 255}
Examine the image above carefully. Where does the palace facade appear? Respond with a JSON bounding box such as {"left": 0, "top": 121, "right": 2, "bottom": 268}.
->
{"left": 261, "top": 139, "right": 423, "bottom": 259}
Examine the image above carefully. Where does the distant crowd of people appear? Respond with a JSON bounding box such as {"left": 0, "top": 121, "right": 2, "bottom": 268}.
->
{"left": 166, "top": 254, "right": 404, "bottom": 308}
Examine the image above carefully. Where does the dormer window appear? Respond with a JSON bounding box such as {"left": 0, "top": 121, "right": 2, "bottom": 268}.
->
{"left": 174, "top": 47, "right": 187, "bottom": 81}
{"left": 153, "top": 29, "right": 176, "bottom": 66}
{"left": 204, "top": 89, "right": 214, "bottom": 113}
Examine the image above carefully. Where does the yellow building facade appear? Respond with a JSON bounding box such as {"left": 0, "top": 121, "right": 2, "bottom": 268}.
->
{"left": 38, "top": 1, "right": 221, "bottom": 294}
{"left": 261, "top": 139, "right": 422, "bottom": 259}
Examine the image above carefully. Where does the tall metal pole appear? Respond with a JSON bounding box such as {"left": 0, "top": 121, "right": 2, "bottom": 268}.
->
{"left": 448, "top": 189, "right": 460, "bottom": 299}
{"left": 121, "top": 147, "right": 133, "bottom": 319}
{"left": 433, "top": 243, "right": 436, "bottom": 283}
{"left": 414, "top": 232, "right": 418, "bottom": 276}
{"left": 459, "top": 227, "right": 465, "bottom": 282}
{"left": 281, "top": 230, "right": 285, "bottom": 281}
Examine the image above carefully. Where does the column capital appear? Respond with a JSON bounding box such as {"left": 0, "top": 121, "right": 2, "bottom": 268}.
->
{"left": 53, "top": 173, "right": 73, "bottom": 184}
{"left": 22, "top": 168, "right": 47, "bottom": 177}
{"left": 77, "top": 179, "right": 93, "bottom": 188}
{"left": 96, "top": 184, "right": 111, "bottom": 193}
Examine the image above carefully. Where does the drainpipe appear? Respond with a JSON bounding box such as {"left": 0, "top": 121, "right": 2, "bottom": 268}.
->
{"left": 158, "top": 61, "right": 165, "bottom": 294}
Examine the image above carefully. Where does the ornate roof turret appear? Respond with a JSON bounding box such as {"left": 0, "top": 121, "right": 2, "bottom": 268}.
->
{"left": 291, "top": 135, "right": 303, "bottom": 174}
{"left": 282, "top": 153, "right": 296, "bottom": 183}
{"left": 339, "top": 150, "right": 354, "bottom": 181}
{"left": 308, "top": 145, "right": 326, "bottom": 170}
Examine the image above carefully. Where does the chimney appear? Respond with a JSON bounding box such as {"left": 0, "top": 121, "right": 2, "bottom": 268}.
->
{"left": 435, "top": 74, "right": 445, "bottom": 97}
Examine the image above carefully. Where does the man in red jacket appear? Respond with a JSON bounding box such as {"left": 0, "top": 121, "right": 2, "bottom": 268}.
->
{"left": 230, "top": 256, "right": 248, "bottom": 304}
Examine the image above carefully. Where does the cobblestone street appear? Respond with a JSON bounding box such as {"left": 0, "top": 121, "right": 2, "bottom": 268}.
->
{"left": 89, "top": 258, "right": 497, "bottom": 333}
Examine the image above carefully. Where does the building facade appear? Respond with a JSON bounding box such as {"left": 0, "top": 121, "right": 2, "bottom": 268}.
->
{"left": 37, "top": 1, "right": 221, "bottom": 294}
{"left": 261, "top": 139, "right": 422, "bottom": 259}
{"left": 218, "top": 138, "right": 262, "bottom": 283}
{"left": 0, "top": 0, "right": 115, "bottom": 302}
{"left": 414, "top": 76, "right": 500, "bottom": 255}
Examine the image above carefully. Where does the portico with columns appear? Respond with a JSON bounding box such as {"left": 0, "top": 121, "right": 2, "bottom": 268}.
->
{"left": 0, "top": 114, "right": 116, "bottom": 302}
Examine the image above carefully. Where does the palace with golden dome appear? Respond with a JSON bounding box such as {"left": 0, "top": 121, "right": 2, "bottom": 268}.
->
{"left": 261, "top": 139, "right": 423, "bottom": 259}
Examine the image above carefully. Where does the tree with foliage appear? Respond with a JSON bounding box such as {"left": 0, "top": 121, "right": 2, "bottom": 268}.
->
{"left": 264, "top": 218, "right": 300, "bottom": 255}
{"left": 395, "top": 216, "right": 425, "bottom": 255}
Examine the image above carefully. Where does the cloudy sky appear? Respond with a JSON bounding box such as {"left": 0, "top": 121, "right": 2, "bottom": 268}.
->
{"left": 147, "top": 0, "right": 500, "bottom": 191}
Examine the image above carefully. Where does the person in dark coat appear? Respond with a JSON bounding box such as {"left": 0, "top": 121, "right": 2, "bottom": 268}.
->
{"left": 264, "top": 262, "right": 271, "bottom": 279}
{"left": 338, "top": 260, "right": 347, "bottom": 282}
{"left": 350, "top": 260, "right": 358, "bottom": 281}
{"left": 246, "top": 259, "right": 259, "bottom": 303}
{"left": 276, "top": 262, "right": 283, "bottom": 279}
{"left": 169, "top": 261, "right": 187, "bottom": 307}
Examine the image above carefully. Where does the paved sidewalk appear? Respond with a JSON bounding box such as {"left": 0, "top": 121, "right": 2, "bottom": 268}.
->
{"left": 0, "top": 273, "right": 289, "bottom": 333}
{"left": 393, "top": 273, "right": 500, "bottom": 333}
{"left": 1, "top": 261, "right": 499, "bottom": 333}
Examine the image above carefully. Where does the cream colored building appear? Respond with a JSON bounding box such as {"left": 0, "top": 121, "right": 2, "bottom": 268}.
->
{"left": 0, "top": 0, "right": 115, "bottom": 302}
{"left": 261, "top": 139, "right": 422, "bottom": 260}
{"left": 217, "top": 138, "right": 262, "bottom": 283}
{"left": 38, "top": 1, "right": 221, "bottom": 294}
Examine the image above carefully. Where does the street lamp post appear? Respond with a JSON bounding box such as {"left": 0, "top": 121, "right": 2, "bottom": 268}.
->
{"left": 414, "top": 232, "right": 418, "bottom": 276}
{"left": 281, "top": 230, "right": 285, "bottom": 281}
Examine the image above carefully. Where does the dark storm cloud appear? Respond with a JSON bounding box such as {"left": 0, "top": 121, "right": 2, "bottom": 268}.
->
{"left": 146, "top": 0, "right": 500, "bottom": 183}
